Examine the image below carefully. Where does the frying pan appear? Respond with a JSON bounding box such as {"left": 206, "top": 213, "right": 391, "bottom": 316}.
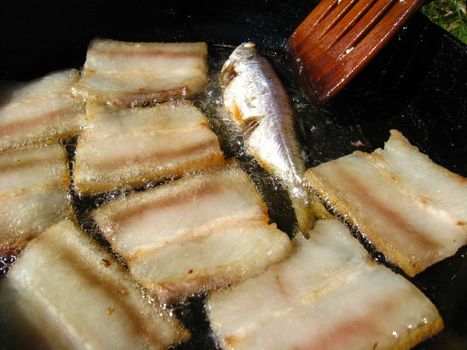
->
{"left": 0, "top": 1, "right": 466, "bottom": 349}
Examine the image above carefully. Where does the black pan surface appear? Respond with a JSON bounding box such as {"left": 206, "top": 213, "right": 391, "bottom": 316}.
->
{"left": 0, "top": 1, "right": 465, "bottom": 349}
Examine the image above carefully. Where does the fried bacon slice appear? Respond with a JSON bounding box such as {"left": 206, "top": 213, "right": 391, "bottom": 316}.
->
{"left": 0, "top": 220, "right": 189, "bottom": 349}
{"left": 0, "top": 145, "right": 72, "bottom": 254}
{"left": 0, "top": 70, "right": 85, "bottom": 152}
{"left": 73, "top": 101, "right": 224, "bottom": 195}
{"left": 207, "top": 219, "right": 443, "bottom": 350}
{"left": 74, "top": 39, "right": 209, "bottom": 106}
{"left": 93, "top": 162, "right": 292, "bottom": 303}
{"left": 305, "top": 130, "right": 467, "bottom": 276}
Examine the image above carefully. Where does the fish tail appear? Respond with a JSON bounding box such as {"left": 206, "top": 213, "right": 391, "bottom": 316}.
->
{"left": 290, "top": 194, "right": 331, "bottom": 239}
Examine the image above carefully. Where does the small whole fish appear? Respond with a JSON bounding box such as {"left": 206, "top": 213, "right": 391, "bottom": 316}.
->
{"left": 221, "top": 42, "right": 329, "bottom": 237}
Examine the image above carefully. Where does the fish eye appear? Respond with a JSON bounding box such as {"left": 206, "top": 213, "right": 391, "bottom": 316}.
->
{"left": 235, "top": 49, "right": 254, "bottom": 59}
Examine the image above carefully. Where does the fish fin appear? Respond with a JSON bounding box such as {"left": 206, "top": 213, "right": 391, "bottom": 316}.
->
{"left": 291, "top": 195, "right": 332, "bottom": 239}
{"left": 311, "top": 197, "right": 333, "bottom": 220}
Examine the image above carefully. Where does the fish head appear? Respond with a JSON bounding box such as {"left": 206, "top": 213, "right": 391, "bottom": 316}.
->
{"left": 220, "top": 42, "right": 257, "bottom": 85}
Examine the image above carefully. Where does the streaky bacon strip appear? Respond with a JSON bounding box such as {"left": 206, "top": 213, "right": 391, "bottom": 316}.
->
{"left": 73, "top": 101, "right": 224, "bottom": 195}
{"left": 93, "top": 162, "right": 292, "bottom": 303}
{"left": 305, "top": 130, "right": 467, "bottom": 276}
{"left": 0, "top": 144, "right": 72, "bottom": 254}
{"left": 74, "top": 38, "right": 209, "bottom": 106}
{"left": 131, "top": 218, "right": 292, "bottom": 303}
{"left": 207, "top": 219, "right": 443, "bottom": 350}
{"left": 0, "top": 70, "right": 85, "bottom": 152}
{"left": 0, "top": 220, "right": 189, "bottom": 349}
